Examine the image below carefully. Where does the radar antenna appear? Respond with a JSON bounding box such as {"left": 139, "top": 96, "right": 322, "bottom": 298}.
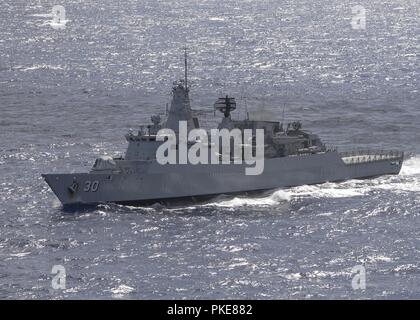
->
{"left": 214, "top": 95, "right": 237, "bottom": 118}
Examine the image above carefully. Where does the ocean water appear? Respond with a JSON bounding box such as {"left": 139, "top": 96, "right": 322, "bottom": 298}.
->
{"left": 0, "top": 0, "right": 419, "bottom": 299}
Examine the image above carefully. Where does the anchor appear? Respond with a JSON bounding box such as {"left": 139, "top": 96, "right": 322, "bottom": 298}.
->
{"left": 68, "top": 179, "right": 79, "bottom": 194}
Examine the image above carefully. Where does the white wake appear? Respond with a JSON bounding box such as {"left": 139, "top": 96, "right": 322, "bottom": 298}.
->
{"left": 206, "top": 155, "right": 420, "bottom": 208}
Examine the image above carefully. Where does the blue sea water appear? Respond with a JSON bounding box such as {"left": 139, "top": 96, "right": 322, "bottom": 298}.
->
{"left": 0, "top": 0, "right": 419, "bottom": 299}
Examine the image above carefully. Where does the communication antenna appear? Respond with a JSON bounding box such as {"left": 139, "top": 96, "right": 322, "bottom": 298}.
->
{"left": 183, "top": 47, "right": 188, "bottom": 90}
{"left": 281, "top": 102, "right": 286, "bottom": 131}
{"left": 260, "top": 90, "right": 267, "bottom": 118}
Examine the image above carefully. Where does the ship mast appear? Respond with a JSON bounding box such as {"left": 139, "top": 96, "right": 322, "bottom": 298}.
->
{"left": 184, "top": 47, "right": 188, "bottom": 90}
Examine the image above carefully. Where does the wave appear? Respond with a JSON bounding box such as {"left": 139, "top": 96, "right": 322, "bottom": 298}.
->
{"left": 209, "top": 190, "right": 292, "bottom": 208}
{"left": 20, "top": 64, "right": 64, "bottom": 72}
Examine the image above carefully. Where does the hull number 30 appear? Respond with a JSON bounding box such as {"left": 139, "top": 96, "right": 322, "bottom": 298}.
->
{"left": 84, "top": 180, "right": 99, "bottom": 192}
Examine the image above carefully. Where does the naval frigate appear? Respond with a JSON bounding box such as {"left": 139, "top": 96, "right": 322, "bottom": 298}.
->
{"left": 42, "top": 51, "right": 404, "bottom": 207}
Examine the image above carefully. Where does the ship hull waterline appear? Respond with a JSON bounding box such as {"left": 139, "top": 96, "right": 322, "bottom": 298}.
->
{"left": 42, "top": 151, "right": 403, "bottom": 208}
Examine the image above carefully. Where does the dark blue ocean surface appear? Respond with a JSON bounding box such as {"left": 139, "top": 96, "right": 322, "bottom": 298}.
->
{"left": 0, "top": 0, "right": 419, "bottom": 299}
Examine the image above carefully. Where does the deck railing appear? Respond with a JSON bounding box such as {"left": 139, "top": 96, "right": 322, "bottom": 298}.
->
{"left": 339, "top": 149, "right": 403, "bottom": 164}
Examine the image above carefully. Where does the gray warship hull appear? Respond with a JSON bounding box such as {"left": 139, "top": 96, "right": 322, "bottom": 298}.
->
{"left": 42, "top": 150, "right": 403, "bottom": 207}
